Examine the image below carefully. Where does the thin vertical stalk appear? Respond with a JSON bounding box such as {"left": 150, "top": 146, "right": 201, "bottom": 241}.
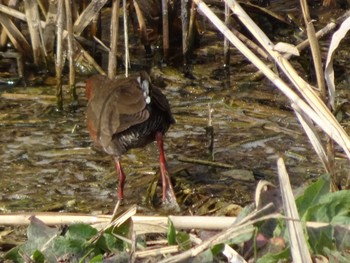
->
{"left": 43, "top": 0, "right": 58, "bottom": 57}
{"left": 108, "top": 0, "right": 120, "bottom": 79}
{"left": 55, "top": 0, "right": 64, "bottom": 110}
{"left": 300, "top": 0, "right": 336, "bottom": 189}
{"left": 300, "top": 0, "right": 326, "bottom": 100}
{"left": 181, "top": 0, "right": 189, "bottom": 68}
{"left": 162, "top": 0, "right": 169, "bottom": 59}
{"left": 186, "top": 1, "right": 196, "bottom": 56}
{"left": 65, "top": 0, "right": 76, "bottom": 102}
{"left": 123, "top": 0, "right": 129, "bottom": 77}
{"left": 224, "top": 2, "right": 230, "bottom": 68}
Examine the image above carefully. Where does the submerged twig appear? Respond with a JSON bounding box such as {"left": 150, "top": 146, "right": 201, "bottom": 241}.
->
{"left": 178, "top": 156, "right": 234, "bottom": 169}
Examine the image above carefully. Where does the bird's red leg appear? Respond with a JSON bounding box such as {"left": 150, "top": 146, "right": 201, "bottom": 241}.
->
{"left": 114, "top": 156, "right": 126, "bottom": 200}
{"left": 156, "top": 132, "right": 177, "bottom": 206}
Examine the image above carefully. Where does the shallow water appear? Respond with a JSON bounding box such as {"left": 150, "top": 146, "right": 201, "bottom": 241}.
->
{"left": 1, "top": 58, "right": 348, "bottom": 216}
{"left": 1, "top": 4, "right": 350, "bottom": 216}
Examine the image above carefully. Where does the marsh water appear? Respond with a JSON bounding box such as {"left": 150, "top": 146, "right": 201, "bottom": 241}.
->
{"left": 1, "top": 5, "right": 350, "bottom": 216}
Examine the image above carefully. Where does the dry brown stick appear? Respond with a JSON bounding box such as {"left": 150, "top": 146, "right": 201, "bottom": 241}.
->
{"left": 108, "top": 0, "right": 120, "bottom": 79}
{"left": 162, "top": 0, "right": 169, "bottom": 59}
{"left": 55, "top": 0, "right": 64, "bottom": 110}
{"left": 65, "top": 0, "right": 77, "bottom": 102}
{"left": 24, "top": 0, "right": 46, "bottom": 66}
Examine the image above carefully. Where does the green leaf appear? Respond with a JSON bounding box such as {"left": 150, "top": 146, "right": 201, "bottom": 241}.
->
{"left": 66, "top": 223, "right": 98, "bottom": 241}
{"left": 296, "top": 175, "right": 330, "bottom": 217}
{"left": 257, "top": 248, "right": 290, "bottom": 263}
{"left": 303, "top": 190, "right": 350, "bottom": 223}
{"left": 89, "top": 254, "right": 104, "bottom": 263}
{"left": 211, "top": 243, "right": 224, "bottom": 256}
{"left": 32, "top": 250, "right": 45, "bottom": 263}
{"left": 96, "top": 232, "right": 120, "bottom": 252}
{"left": 323, "top": 247, "right": 350, "bottom": 263}
{"left": 192, "top": 248, "right": 213, "bottom": 263}
{"left": 334, "top": 225, "right": 350, "bottom": 251}
{"left": 4, "top": 246, "right": 22, "bottom": 263}
{"left": 167, "top": 218, "right": 176, "bottom": 245}
{"left": 107, "top": 217, "right": 132, "bottom": 252}
{"left": 307, "top": 225, "right": 334, "bottom": 254}
{"left": 176, "top": 231, "right": 191, "bottom": 250}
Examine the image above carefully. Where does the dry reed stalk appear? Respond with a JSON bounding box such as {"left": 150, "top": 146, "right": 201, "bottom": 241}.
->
{"left": 223, "top": 0, "right": 350, "bottom": 158}
{"left": 108, "top": 0, "right": 120, "bottom": 79}
{"left": 0, "top": 3, "right": 105, "bottom": 75}
{"left": 299, "top": 0, "right": 326, "bottom": 101}
{"left": 133, "top": 0, "right": 150, "bottom": 54}
{"left": 277, "top": 157, "right": 312, "bottom": 263}
{"left": 37, "top": 0, "right": 47, "bottom": 19}
{"left": 162, "top": 0, "right": 169, "bottom": 59}
{"left": 24, "top": 0, "right": 46, "bottom": 66}
{"left": 186, "top": 1, "right": 197, "bottom": 56}
{"left": 0, "top": 13, "right": 32, "bottom": 56}
{"left": 73, "top": 0, "right": 108, "bottom": 36}
{"left": 65, "top": 0, "right": 76, "bottom": 102}
{"left": 1, "top": 92, "right": 55, "bottom": 101}
{"left": 301, "top": 0, "right": 336, "bottom": 188}
{"left": 55, "top": 0, "right": 64, "bottom": 110}
{"left": 193, "top": 0, "right": 350, "bottom": 162}
{"left": 181, "top": 0, "right": 189, "bottom": 67}
{"left": 123, "top": 0, "right": 129, "bottom": 77}
{"left": 224, "top": 2, "right": 230, "bottom": 67}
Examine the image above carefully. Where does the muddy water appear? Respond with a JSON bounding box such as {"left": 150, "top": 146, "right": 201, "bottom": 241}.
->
{"left": 1, "top": 57, "right": 348, "bottom": 216}
{"left": 1, "top": 12, "right": 350, "bottom": 215}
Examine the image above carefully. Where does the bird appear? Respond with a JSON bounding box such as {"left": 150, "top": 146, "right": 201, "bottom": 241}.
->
{"left": 85, "top": 71, "right": 177, "bottom": 208}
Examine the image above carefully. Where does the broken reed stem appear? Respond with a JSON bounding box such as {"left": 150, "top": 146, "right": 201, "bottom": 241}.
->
{"left": 24, "top": 0, "right": 46, "bottom": 67}
{"left": 162, "top": 0, "right": 169, "bottom": 59}
{"left": 108, "top": 0, "right": 120, "bottom": 79}
{"left": 123, "top": 0, "right": 129, "bottom": 77}
{"left": 55, "top": 0, "right": 64, "bottom": 110}
{"left": 65, "top": 0, "right": 77, "bottom": 102}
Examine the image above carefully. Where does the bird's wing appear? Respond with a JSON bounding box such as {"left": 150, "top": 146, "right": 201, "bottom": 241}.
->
{"left": 92, "top": 77, "right": 150, "bottom": 150}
